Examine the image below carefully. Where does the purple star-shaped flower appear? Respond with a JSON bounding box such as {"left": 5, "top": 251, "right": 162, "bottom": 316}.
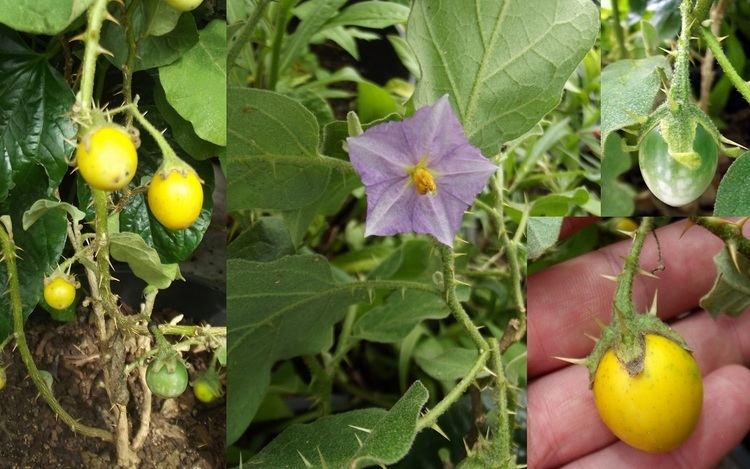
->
{"left": 347, "top": 95, "right": 498, "bottom": 246}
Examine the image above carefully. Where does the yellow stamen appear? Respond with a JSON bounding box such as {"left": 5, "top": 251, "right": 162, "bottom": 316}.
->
{"left": 412, "top": 167, "right": 436, "bottom": 195}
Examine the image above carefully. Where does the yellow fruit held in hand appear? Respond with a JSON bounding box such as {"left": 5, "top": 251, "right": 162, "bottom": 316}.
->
{"left": 44, "top": 276, "right": 77, "bottom": 310}
{"left": 147, "top": 168, "right": 203, "bottom": 230}
{"left": 165, "top": 0, "right": 202, "bottom": 11}
{"left": 76, "top": 126, "right": 138, "bottom": 191}
{"left": 593, "top": 334, "right": 703, "bottom": 453}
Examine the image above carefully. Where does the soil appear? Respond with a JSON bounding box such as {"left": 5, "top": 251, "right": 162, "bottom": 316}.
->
{"left": 0, "top": 310, "right": 225, "bottom": 468}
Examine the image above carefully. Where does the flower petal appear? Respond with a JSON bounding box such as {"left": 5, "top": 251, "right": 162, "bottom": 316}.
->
{"left": 364, "top": 177, "right": 417, "bottom": 238}
{"left": 412, "top": 191, "right": 468, "bottom": 246}
{"left": 347, "top": 122, "right": 415, "bottom": 185}
{"left": 401, "top": 95, "right": 466, "bottom": 163}
{"left": 432, "top": 145, "right": 498, "bottom": 204}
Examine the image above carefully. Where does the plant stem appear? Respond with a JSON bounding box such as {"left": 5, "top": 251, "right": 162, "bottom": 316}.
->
{"left": 268, "top": 0, "right": 294, "bottom": 90}
{"left": 124, "top": 102, "right": 181, "bottom": 164}
{"left": 79, "top": 0, "right": 111, "bottom": 113}
{"left": 227, "top": 0, "right": 272, "bottom": 70}
{"left": 489, "top": 338, "right": 513, "bottom": 467}
{"left": 0, "top": 226, "right": 113, "bottom": 442}
{"left": 121, "top": 0, "right": 140, "bottom": 127}
{"left": 610, "top": 0, "right": 629, "bottom": 59}
{"left": 329, "top": 307, "right": 357, "bottom": 373}
{"left": 669, "top": 0, "right": 694, "bottom": 104}
{"left": 701, "top": 28, "right": 750, "bottom": 105}
{"left": 415, "top": 349, "right": 490, "bottom": 431}
{"left": 613, "top": 217, "right": 654, "bottom": 321}
{"left": 692, "top": 0, "right": 715, "bottom": 32}
{"left": 689, "top": 216, "right": 750, "bottom": 257}
{"left": 436, "top": 242, "right": 489, "bottom": 351}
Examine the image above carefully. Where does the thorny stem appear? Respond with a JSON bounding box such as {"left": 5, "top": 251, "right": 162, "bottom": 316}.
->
{"left": 79, "top": 0, "right": 111, "bottom": 114}
{"left": 227, "top": 0, "right": 272, "bottom": 69}
{"left": 0, "top": 226, "right": 113, "bottom": 442}
{"left": 436, "top": 241, "right": 489, "bottom": 352}
{"left": 613, "top": 217, "right": 654, "bottom": 320}
{"left": 121, "top": 102, "right": 181, "bottom": 164}
{"left": 416, "top": 349, "right": 490, "bottom": 431}
{"left": 490, "top": 338, "right": 514, "bottom": 467}
{"left": 669, "top": 0, "right": 694, "bottom": 105}
{"left": 121, "top": 0, "right": 140, "bottom": 127}
{"left": 701, "top": 27, "right": 750, "bottom": 105}
{"left": 477, "top": 168, "right": 527, "bottom": 352}
{"left": 692, "top": 0, "right": 715, "bottom": 32}
{"left": 690, "top": 216, "right": 750, "bottom": 258}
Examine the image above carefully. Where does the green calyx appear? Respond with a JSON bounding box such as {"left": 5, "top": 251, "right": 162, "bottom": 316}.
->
{"left": 659, "top": 113, "right": 700, "bottom": 169}
{"left": 584, "top": 218, "right": 691, "bottom": 385}
{"left": 585, "top": 297, "right": 689, "bottom": 384}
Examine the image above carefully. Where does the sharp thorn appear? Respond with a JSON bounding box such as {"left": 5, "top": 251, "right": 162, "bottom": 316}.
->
{"left": 553, "top": 356, "right": 587, "bottom": 366}
{"left": 638, "top": 268, "right": 660, "bottom": 279}
{"left": 679, "top": 218, "right": 696, "bottom": 238}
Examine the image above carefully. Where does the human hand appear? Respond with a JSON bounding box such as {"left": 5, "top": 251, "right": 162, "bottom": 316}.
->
{"left": 527, "top": 219, "right": 750, "bottom": 468}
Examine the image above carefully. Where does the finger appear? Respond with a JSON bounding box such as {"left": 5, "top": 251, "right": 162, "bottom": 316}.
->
{"left": 527, "top": 310, "right": 750, "bottom": 468}
{"left": 561, "top": 365, "right": 750, "bottom": 469}
{"left": 528, "top": 219, "right": 749, "bottom": 377}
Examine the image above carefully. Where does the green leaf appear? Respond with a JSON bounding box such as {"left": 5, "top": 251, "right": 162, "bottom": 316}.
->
{"left": 226, "top": 88, "right": 358, "bottom": 222}
{"left": 601, "top": 133, "right": 636, "bottom": 216}
{"left": 352, "top": 290, "right": 448, "bottom": 343}
{"left": 143, "top": 0, "right": 182, "bottom": 36}
{"left": 248, "top": 381, "right": 428, "bottom": 468}
{"left": 507, "top": 188, "right": 590, "bottom": 220}
{"left": 0, "top": 169, "right": 67, "bottom": 339}
{"left": 227, "top": 255, "right": 367, "bottom": 445}
{"left": 0, "top": 27, "right": 77, "bottom": 202}
{"left": 153, "top": 81, "right": 223, "bottom": 161}
{"left": 699, "top": 248, "right": 750, "bottom": 317}
{"left": 407, "top": 0, "right": 598, "bottom": 154}
{"left": 101, "top": 7, "right": 199, "bottom": 71}
{"left": 109, "top": 232, "right": 182, "bottom": 289}
{"left": 601, "top": 56, "right": 670, "bottom": 139}
{"left": 414, "top": 340, "right": 484, "bottom": 381}
{"left": 0, "top": 0, "right": 92, "bottom": 34}
{"left": 324, "top": 1, "right": 410, "bottom": 29}
{"left": 527, "top": 217, "right": 562, "bottom": 260}
{"left": 357, "top": 81, "right": 401, "bottom": 124}
{"left": 715, "top": 152, "right": 750, "bottom": 216}
{"left": 387, "top": 34, "right": 421, "bottom": 79}
{"left": 22, "top": 200, "right": 85, "bottom": 230}
{"left": 160, "top": 20, "right": 227, "bottom": 146}
{"left": 227, "top": 216, "right": 295, "bottom": 261}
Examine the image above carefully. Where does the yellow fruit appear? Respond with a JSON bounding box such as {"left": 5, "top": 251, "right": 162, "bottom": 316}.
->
{"left": 593, "top": 334, "right": 703, "bottom": 453}
{"left": 76, "top": 126, "right": 138, "bottom": 191}
{"left": 147, "top": 168, "right": 203, "bottom": 230}
{"left": 44, "top": 276, "right": 76, "bottom": 310}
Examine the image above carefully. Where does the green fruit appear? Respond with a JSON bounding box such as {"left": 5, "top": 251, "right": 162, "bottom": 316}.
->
{"left": 0, "top": 367, "right": 5, "bottom": 391}
{"left": 639, "top": 124, "right": 717, "bottom": 207}
{"left": 146, "top": 359, "right": 188, "bottom": 399}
